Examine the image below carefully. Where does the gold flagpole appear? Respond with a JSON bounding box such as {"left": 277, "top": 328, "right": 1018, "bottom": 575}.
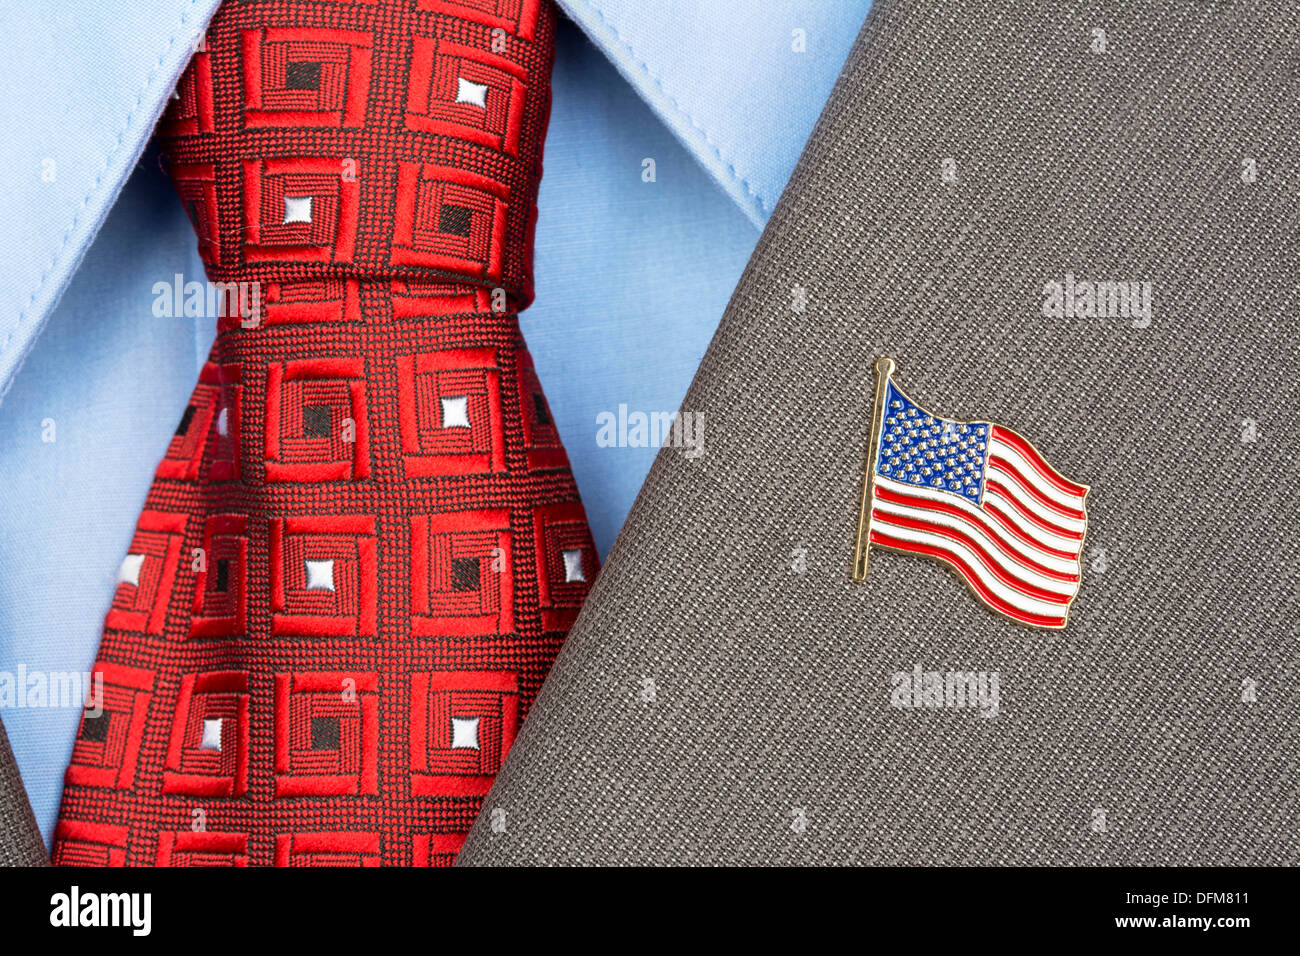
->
{"left": 852, "top": 356, "right": 895, "bottom": 581}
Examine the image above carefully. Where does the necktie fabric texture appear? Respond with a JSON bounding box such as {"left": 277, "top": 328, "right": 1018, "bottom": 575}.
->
{"left": 52, "top": 0, "right": 597, "bottom": 867}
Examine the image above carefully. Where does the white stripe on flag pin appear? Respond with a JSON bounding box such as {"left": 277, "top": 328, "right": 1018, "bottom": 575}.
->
{"left": 852, "top": 358, "right": 1090, "bottom": 629}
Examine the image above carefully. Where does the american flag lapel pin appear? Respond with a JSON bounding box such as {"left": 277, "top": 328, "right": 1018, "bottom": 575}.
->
{"left": 852, "top": 358, "right": 1090, "bottom": 629}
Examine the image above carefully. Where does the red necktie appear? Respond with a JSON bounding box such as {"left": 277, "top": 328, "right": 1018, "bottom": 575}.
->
{"left": 52, "top": 0, "right": 595, "bottom": 867}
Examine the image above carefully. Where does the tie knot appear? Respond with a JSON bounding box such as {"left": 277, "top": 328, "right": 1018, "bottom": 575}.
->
{"left": 158, "top": 0, "right": 554, "bottom": 309}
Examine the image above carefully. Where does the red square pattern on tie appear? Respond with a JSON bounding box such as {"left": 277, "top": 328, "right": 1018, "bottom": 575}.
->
{"left": 52, "top": 821, "right": 131, "bottom": 867}
{"left": 410, "top": 508, "right": 514, "bottom": 636}
{"left": 260, "top": 278, "right": 361, "bottom": 327}
{"left": 411, "top": 832, "right": 467, "bottom": 866}
{"left": 162, "top": 671, "right": 250, "bottom": 796}
{"left": 156, "top": 831, "right": 250, "bottom": 867}
{"left": 242, "top": 27, "right": 374, "bottom": 128}
{"left": 405, "top": 36, "right": 529, "bottom": 154}
{"left": 65, "top": 663, "right": 155, "bottom": 792}
{"left": 54, "top": 0, "right": 596, "bottom": 866}
{"left": 158, "top": 49, "right": 214, "bottom": 138}
{"left": 409, "top": 670, "right": 519, "bottom": 796}
{"left": 189, "top": 514, "right": 248, "bottom": 637}
{"left": 274, "top": 672, "right": 380, "bottom": 797}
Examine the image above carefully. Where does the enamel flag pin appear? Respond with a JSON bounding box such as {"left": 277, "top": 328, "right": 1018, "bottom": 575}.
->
{"left": 852, "top": 358, "right": 1090, "bottom": 629}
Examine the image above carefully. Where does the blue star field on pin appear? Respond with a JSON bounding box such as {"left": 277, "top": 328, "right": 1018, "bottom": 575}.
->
{"left": 874, "top": 380, "right": 989, "bottom": 502}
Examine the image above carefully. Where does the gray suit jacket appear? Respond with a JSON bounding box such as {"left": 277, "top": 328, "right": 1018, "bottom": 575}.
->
{"left": 0, "top": 717, "right": 46, "bottom": 866}
{"left": 459, "top": 0, "right": 1298, "bottom": 864}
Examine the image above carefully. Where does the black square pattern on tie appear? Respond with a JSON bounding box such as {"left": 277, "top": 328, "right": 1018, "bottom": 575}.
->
{"left": 81, "top": 714, "right": 110, "bottom": 743}
{"left": 452, "top": 557, "right": 480, "bottom": 592}
{"left": 286, "top": 61, "right": 322, "bottom": 90}
{"left": 303, "top": 404, "right": 332, "bottom": 438}
{"left": 311, "top": 716, "right": 340, "bottom": 751}
{"left": 439, "top": 204, "right": 473, "bottom": 238}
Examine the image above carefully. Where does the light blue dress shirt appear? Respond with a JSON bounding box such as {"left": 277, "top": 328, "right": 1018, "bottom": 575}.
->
{"left": 0, "top": 0, "right": 870, "bottom": 843}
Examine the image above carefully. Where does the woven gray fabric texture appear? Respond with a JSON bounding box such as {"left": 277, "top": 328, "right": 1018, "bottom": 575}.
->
{"left": 0, "top": 717, "right": 46, "bottom": 866}
{"left": 459, "top": 0, "right": 1299, "bottom": 865}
